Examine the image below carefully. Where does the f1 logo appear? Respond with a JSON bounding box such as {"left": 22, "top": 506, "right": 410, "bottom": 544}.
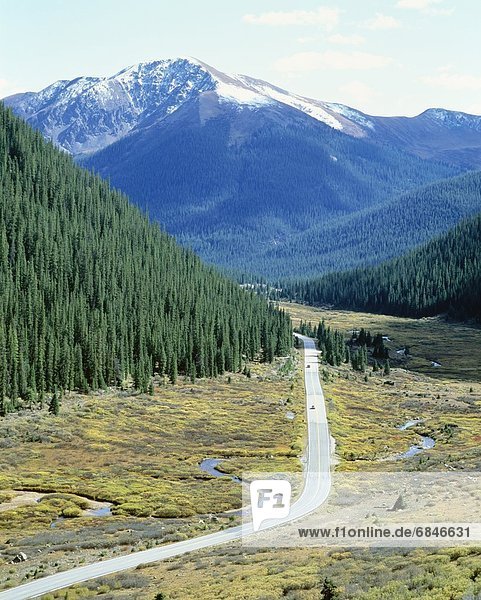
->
{"left": 250, "top": 479, "right": 291, "bottom": 531}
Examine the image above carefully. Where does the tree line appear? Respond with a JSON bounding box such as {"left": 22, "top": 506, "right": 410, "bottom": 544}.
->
{"left": 286, "top": 207, "right": 481, "bottom": 321}
{"left": 296, "top": 321, "right": 391, "bottom": 374}
{"left": 0, "top": 104, "right": 292, "bottom": 415}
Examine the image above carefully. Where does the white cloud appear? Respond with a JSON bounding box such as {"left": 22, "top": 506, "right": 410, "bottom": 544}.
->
{"left": 396, "top": 0, "right": 454, "bottom": 15}
{"left": 242, "top": 7, "right": 340, "bottom": 30}
{"left": 275, "top": 51, "right": 392, "bottom": 73}
{"left": 339, "top": 80, "right": 378, "bottom": 104}
{"left": 364, "top": 13, "right": 401, "bottom": 30}
{"left": 328, "top": 33, "right": 365, "bottom": 46}
{"left": 422, "top": 71, "right": 481, "bottom": 91}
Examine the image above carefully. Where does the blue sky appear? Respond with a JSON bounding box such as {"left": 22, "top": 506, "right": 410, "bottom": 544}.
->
{"left": 1, "top": 0, "right": 479, "bottom": 116}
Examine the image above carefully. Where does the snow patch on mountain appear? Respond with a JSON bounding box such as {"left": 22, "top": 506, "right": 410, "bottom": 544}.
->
{"left": 422, "top": 108, "right": 481, "bottom": 131}
{"left": 326, "top": 102, "right": 375, "bottom": 130}
{"left": 215, "top": 80, "right": 270, "bottom": 107}
{"left": 237, "top": 78, "right": 345, "bottom": 130}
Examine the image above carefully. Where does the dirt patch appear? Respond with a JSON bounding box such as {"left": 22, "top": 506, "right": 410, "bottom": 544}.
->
{"left": 0, "top": 491, "right": 43, "bottom": 512}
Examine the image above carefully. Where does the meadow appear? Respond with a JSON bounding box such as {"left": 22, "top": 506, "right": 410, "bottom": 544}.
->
{"left": 0, "top": 354, "right": 304, "bottom": 591}
{"left": 2, "top": 304, "right": 481, "bottom": 598}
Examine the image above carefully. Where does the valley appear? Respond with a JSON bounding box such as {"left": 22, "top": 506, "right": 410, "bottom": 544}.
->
{"left": 2, "top": 10, "right": 481, "bottom": 598}
{"left": 0, "top": 354, "right": 305, "bottom": 592}
{"left": 7, "top": 58, "right": 481, "bottom": 279}
{"left": 1, "top": 304, "right": 479, "bottom": 598}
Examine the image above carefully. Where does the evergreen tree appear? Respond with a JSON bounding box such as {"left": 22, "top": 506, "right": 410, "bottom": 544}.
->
{"left": 0, "top": 105, "right": 292, "bottom": 413}
{"left": 48, "top": 391, "right": 60, "bottom": 416}
{"left": 169, "top": 356, "right": 178, "bottom": 385}
{"left": 286, "top": 206, "right": 481, "bottom": 321}
{"left": 320, "top": 577, "right": 339, "bottom": 600}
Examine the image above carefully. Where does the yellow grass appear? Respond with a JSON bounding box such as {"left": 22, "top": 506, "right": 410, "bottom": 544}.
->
{"left": 2, "top": 304, "right": 481, "bottom": 598}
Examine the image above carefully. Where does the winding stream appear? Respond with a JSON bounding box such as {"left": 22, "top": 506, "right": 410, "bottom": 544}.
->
{"left": 199, "top": 458, "right": 241, "bottom": 483}
{"left": 396, "top": 419, "right": 435, "bottom": 459}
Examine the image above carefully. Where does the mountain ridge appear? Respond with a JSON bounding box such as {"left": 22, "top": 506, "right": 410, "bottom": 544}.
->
{"left": 5, "top": 57, "right": 481, "bottom": 167}
{"left": 5, "top": 57, "right": 481, "bottom": 280}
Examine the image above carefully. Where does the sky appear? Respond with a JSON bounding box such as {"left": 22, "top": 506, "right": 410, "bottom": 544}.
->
{"left": 1, "top": 0, "right": 480, "bottom": 116}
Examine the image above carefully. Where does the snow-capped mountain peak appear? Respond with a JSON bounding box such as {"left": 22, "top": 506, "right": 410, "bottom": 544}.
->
{"left": 4, "top": 58, "right": 219, "bottom": 155}
{"left": 421, "top": 107, "right": 481, "bottom": 131}
{"left": 3, "top": 58, "right": 372, "bottom": 155}
{"left": 4, "top": 57, "right": 481, "bottom": 163}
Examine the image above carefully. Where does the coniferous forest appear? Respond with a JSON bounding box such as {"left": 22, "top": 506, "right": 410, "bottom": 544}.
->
{"left": 84, "top": 110, "right": 463, "bottom": 279}
{"left": 0, "top": 105, "right": 292, "bottom": 414}
{"left": 286, "top": 210, "right": 481, "bottom": 320}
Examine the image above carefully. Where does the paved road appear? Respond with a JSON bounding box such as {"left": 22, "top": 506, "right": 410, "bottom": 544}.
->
{"left": 1, "top": 334, "right": 331, "bottom": 599}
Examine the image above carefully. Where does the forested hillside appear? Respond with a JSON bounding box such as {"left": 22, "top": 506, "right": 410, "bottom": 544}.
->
{"left": 273, "top": 169, "right": 481, "bottom": 278}
{"left": 84, "top": 99, "right": 459, "bottom": 279}
{"left": 286, "top": 210, "right": 481, "bottom": 319}
{"left": 0, "top": 104, "right": 292, "bottom": 415}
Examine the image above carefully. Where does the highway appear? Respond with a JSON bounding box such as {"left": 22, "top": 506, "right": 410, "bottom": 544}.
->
{"left": 1, "top": 334, "right": 331, "bottom": 599}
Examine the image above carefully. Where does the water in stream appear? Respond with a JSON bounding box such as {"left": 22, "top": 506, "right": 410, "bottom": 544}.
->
{"left": 396, "top": 419, "right": 435, "bottom": 459}
{"left": 199, "top": 458, "right": 241, "bottom": 483}
{"left": 50, "top": 503, "right": 112, "bottom": 527}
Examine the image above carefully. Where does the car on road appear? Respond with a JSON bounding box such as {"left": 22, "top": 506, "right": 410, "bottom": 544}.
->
{"left": 307, "top": 364, "right": 311, "bottom": 368}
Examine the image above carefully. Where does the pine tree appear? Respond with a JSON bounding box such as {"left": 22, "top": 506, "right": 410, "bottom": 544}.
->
{"left": 320, "top": 577, "right": 339, "bottom": 600}
{"left": 48, "top": 391, "right": 60, "bottom": 416}
{"left": 0, "top": 105, "right": 292, "bottom": 413}
{"left": 169, "top": 355, "right": 178, "bottom": 385}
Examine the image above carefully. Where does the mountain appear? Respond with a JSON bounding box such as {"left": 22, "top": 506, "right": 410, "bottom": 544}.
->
{"left": 0, "top": 104, "right": 292, "bottom": 414}
{"left": 286, "top": 184, "right": 481, "bottom": 320}
{"left": 5, "top": 59, "right": 481, "bottom": 167}
{"left": 83, "top": 98, "right": 462, "bottom": 277}
{"left": 367, "top": 108, "right": 481, "bottom": 169}
{"left": 266, "top": 170, "right": 481, "bottom": 277}
{"left": 6, "top": 58, "right": 481, "bottom": 279}
{"left": 1, "top": 58, "right": 369, "bottom": 157}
